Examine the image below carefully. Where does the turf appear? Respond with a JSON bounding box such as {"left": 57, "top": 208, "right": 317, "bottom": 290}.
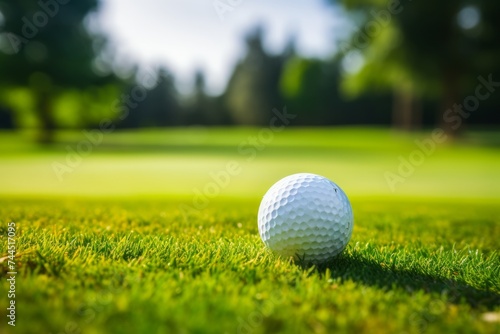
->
{"left": 0, "top": 198, "right": 499, "bottom": 334}
{"left": 0, "top": 128, "right": 499, "bottom": 333}
{"left": 0, "top": 128, "right": 499, "bottom": 199}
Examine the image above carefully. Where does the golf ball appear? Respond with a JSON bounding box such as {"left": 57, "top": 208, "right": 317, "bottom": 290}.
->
{"left": 258, "top": 173, "right": 353, "bottom": 264}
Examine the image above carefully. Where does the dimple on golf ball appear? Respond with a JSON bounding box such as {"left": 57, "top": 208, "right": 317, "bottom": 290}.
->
{"left": 258, "top": 173, "right": 353, "bottom": 264}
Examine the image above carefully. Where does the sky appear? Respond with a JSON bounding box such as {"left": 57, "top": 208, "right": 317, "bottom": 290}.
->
{"left": 95, "top": 0, "right": 347, "bottom": 94}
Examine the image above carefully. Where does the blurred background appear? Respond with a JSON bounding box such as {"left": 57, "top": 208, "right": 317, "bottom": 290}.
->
{"left": 0, "top": 0, "right": 499, "bottom": 200}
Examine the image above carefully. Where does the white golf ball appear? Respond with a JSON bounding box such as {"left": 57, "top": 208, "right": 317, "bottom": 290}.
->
{"left": 258, "top": 173, "right": 353, "bottom": 264}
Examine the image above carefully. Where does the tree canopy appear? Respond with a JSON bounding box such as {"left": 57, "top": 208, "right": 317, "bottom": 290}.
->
{"left": 336, "top": 0, "right": 500, "bottom": 133}
{"left": 0, "top": 0, "right": 115, "bottom": 141}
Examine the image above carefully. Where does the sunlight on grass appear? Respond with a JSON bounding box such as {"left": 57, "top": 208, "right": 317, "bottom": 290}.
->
{"left": 0, "top": 128, "right": 499, "bottom": 200}
{"left": 0, "top": 199, "right": 498, "bottom": 334}
{"left": 0, "top": 128, "right": 498, "bottom": 333}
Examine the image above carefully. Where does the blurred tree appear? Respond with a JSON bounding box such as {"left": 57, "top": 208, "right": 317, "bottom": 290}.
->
{"left": 281, "top": 58, "right": 336, "bottom": 125}
{"left": 225, "top": 26, "right": 287, "bottom": 125}
{"left": 191, "top": 70, "right": 209, "bottom": 122}
{"left": 119, "top": 69, "right": 179, "bottom": 128}
{"left": 183, "top": 70, "right": 231, "bottom": 126}
{"left": 280, "top": 55, "right": 393, "bottom": 126}
{"left": 335, "top": 0, "right": 500, "bottom": 135}
{"left": 0, "top": 0, "right": 116, "bottom": 142}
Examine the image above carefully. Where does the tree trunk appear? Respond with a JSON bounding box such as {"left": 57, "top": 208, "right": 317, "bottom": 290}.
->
{"left": 35, "top": 91, "right": 55, "bottom": 144}
{"left": 392, "top": 88, "right": 420, "bottom": 131}
{"left": 439, "top": 68, "right": 462, "bottom": 139}
{"left": 438, "top": 1, "right": 462, "bottom": 139}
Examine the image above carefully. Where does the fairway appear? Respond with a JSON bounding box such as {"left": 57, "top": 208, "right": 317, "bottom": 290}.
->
{"left": 1, "top": 128, "right": 499, "bottom": 199}
{"left": 1, "top": 128, "right": 499, "bottom": 334}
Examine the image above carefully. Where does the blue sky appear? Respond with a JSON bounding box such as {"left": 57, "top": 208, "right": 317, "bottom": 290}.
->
{"left": 96, "top": 0, "right": 347, "bottom": 94}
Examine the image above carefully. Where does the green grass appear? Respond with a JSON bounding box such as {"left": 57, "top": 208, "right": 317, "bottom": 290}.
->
{"left": 0, "top": 127, "right": 499, "bottom": 199}
{"left": 0, "top": 127, "right": 499, "bottom": 333}
{"left": 0, "top": 199, "right": 499, "bottom": 334}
